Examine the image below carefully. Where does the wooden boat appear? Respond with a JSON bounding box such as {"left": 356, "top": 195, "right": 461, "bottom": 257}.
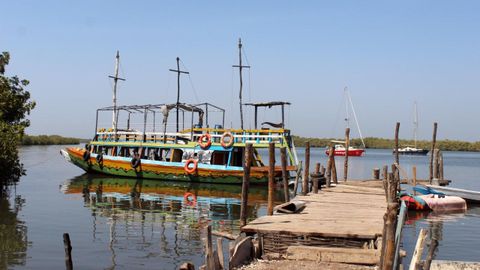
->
{"left": 426, "top": 185, "right": 480, "bottom": 203}
{"left": 61, "top": 44, "right": 298, "bottom": 184}
{"left": 325, "top": 144, "right": 365, "bottom": 157}
{"left": 401, "top": 193, "right": 467, "bottom": 212}
{"left": 393, "top": 102, "right": 429, "bottom": 155}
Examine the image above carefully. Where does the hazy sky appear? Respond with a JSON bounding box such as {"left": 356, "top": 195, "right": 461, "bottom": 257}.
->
{"left": 2, "top": 1, "right": 479, "bottom": 141}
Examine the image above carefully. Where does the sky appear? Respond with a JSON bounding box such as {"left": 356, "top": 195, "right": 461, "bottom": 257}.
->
{"left": 1, "top": 1, "right": 480, "bottom": 141}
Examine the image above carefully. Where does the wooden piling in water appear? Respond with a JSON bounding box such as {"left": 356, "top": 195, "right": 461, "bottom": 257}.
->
{"left": 433, "top": 149, "right": 439, "bottom": 180}
{"left": 394, "top": 122, "right": 400, "bottom": 166}
{"left": 439, "top": 151, "right": 444, "bottom": 180}
{"left": 216, "top": 237, "right": 225, "bottom": 270}
{"left": 373, "top": 168, "right": 380, "bottom": 180}
{"left": 326, "top": 144, "right": 334, "bottom": 184}
{"left": 268, "top": 142, "right": 275, "bottom": 216}
{"left": 343, "top": 128, "right": 350, "bottom": 182}
{"left": 205, "top": 225, "right": 214, "bottom": 270}
{"left": 313, "top": 163, "right": 320, "bottom": 193}
{"left": 240, "top": 143, "right": 252, "bottom": 227}
{"left": 280, "top": 147, "right": 289, "bottom": 203}
{"left": 332, "top": 155, "right": 338, "bottom": 184}
{"left": 63, "top": 233, "right": 73, "bottom": 270}
{"left": 409, "top": 228, "right": 428, "bottom": 270}
{"left": 293, "top": 161, "right": 302, "bottom": 198}
{"left": 429, "top": 122, "right": 438, "bottom": 183}
{"left": 413, "top": 166, "right": 417, "bottom": 195}
{"left": 303, "top": 141, "right": 310, "bottom": 195}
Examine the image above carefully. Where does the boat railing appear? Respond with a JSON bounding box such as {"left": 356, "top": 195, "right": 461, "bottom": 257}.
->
{"left": 93, "top": 128, "right": 290, "bottom": 146}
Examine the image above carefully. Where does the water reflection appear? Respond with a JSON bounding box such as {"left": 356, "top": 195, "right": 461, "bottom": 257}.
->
{"left": 0, "top": 194, "right": 28, "bottom": 269}
{"left": 61, "top": 174, "right": 282, "bottom": 269}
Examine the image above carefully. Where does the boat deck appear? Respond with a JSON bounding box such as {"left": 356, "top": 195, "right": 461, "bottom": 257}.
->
{"left": 241, "top": 184, "right": 387, "bottom": 267}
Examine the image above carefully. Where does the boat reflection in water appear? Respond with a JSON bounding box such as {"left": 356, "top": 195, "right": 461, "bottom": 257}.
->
{"left": 60, "top": 174, "right": 284, "bottom": 269}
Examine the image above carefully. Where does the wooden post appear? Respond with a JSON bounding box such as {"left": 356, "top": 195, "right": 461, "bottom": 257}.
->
{"left": 326, "top": 144, "right": 334, "bottom": 183}
{"left": 205, "top": 225, "right": 214, "bottom": 270}
{"left": 382, "top": 165, "right": 388, "bottom": 181}
{"left": 217, "top": 237, "right": 225, "bottom": 270}
{"left": 381, "top": 202, "right": 399, "bottom": 270}
{"left": 63, "top": 233, "right": 73, "bottom": 270}
{"left": 343, "top": 128, "right": 350, "bottom": 182}
{"left": 439, "top": 151, "right": 444, "bottom": 180}
{"left": 268, "top": 142, "right": 275, "bottom": 216}
{"left": 373, "top": 168, "right": 380, "bottom": 180}
{"left": 429, "top": 122, "right": 438, "bottom": 183}
{"left": 331, "top": 154, "right": 338, "bottom": 184}
{"left": 280, "top": 147, "right": 289, "bottom": 202}
{"left": 303, "top": 142, "right": 310, "bottom": 195}
{"left": 409, "top": 229, "right": 428, "bottom": 270}
{"left": 413, "top": 166, "right": 417, "bottom": 196}
{"left": 394, "top": 122, "right": 400, "bottom": 166}
{"left": 293, "top": 161, "right": 302, "bottom": 198}
{"left": 313, "top": 163, "right": 320, "bottom": 193}
{"left": 240, "top": 143, "right": 252, "bottom": 227}
{"left": 433, "top": 149, "right": 439, "bottom": 180}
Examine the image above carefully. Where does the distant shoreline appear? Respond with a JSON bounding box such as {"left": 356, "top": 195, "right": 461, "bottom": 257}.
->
{"left": 21, "top": 135, "right": 87, "bottom": 146}
{"left": 293, "top": 136, "right": 480, "bottom": 152}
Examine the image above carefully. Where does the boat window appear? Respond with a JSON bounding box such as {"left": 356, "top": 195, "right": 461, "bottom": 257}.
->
{"left": 230, "top": 148, "right": 244, "bottom": 167}
{"left": 211, "top": 151, "right": 228, "bottom": 165}
{"left": 171, "top": 149, "right": 183, "bottom": 162}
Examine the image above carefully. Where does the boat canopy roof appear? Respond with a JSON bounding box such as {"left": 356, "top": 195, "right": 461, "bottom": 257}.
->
{"left": 244, "top": 101, "right": 291, "bottom": 107}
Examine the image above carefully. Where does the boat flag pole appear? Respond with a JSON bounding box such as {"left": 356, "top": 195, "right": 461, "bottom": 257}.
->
{"left": 232, "top": 38, "right": 250, "bottom": 130}
{"left": 108, "top": 50, "right": 125, "bottom": 141}
{"left": 169, "top": 57, "right": 189, "bottom": 134}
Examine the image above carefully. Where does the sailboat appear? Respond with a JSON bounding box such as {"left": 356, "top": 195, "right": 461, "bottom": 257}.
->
{"left": 325, "top": 87, "right": 366, "bottom": 157}
{"left": 394, "top": 102, "right": 429, "bottom": 155}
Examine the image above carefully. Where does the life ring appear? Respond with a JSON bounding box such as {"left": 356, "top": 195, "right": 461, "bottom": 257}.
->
{"left": 220, "top": 132, "right": 234, "bottom": 148}
{"left": 184, "top": 159, "right": 198, "bottom": 174}
{"left": 131, "top": 157, "right": 141, "bottom": 169}
{"left": 183, "top": 192, "right": 197, "bottom": 207}
{"left": 96, "top": 153, "right": 103, "bottom": 164}
{"left": 198, "top": 133, "right": 212, "bottom": 149}
{"left": 83, "top": 150, "right": 91, "bottom": 162}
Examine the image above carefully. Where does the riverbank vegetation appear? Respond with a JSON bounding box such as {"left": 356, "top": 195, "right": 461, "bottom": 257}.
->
{"left": 21, "top": 135, "right": 82, "bottom": 145}
{"left": 293, "top": 136, "right": 480, "bottom": 152}
{"left": 0, "top": 52, "right": 36, "bottom": 189}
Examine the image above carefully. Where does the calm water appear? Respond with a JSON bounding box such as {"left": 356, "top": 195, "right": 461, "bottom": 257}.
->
{"left": 1, "top": 146, "right": 479, "bottom": 269}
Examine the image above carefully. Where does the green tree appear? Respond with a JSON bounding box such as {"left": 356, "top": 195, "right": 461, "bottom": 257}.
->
{"left": 0, "top": 52, "right": 35, "bottom": 188}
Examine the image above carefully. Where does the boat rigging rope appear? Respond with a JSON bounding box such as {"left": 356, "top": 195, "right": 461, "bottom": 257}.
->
{"left": 179, "top": 59, "right": 200, "bottom": 103}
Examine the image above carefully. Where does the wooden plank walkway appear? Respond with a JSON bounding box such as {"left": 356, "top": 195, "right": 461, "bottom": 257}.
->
{"left": 241, "top": 184, "right": 387, "bottom": 267}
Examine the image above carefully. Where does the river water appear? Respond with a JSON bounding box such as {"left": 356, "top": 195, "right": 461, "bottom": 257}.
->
{"left": 1, "top": 146, "right": 479, "bottom": 269}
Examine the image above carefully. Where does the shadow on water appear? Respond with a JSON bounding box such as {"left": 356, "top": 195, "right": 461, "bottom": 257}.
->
{"left": 0, "top": 191, "right": 28, "bottom": 269}
{"left": 58, "top": 174, "right": 284, "bottom": 269}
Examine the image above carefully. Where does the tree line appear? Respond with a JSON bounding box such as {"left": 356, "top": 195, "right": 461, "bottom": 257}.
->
{"left": 21, "top": 135, "right": 82, "bottom": 145}
{"left": 292, "top": 136, "right": 480, "bottom": 152}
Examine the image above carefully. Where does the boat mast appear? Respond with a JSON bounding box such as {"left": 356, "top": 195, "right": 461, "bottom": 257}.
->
{"left": 108, "top": 51, "right": 125, "bottom": 140}
{"left": 232, "top": 38, "right": 250, "bottom": 130}
{"left": 169, "top": 57, "right": 189, "bottom": 133}
{"left": 344, "top": 87, "right": 350, "bottom": 129}
{"left": 414, "top": 101, "right": 418, "bottom": 148}
{"left": 345, "top": 88, "right": 366, "bottom": 149}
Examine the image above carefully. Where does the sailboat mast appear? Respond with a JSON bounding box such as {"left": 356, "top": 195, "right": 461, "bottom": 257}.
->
{"left": 108, "top": 51, "right": 125, "bottom": 139}
{"left": 344, "top": 87, "right": 350, "bottom": 129}
{"left": 414, "top": 101, "right": 418, "bottom": 148}
{"left": 232, "top": 38, "right": 250, "bottom": 130}
{"left": 346, "top": 88, "right": 366, "bottom": 149}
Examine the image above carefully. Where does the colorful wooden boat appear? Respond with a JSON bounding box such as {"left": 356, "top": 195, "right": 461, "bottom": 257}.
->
{"left": 61, "top": 48, "right": 298, "bottom": 184}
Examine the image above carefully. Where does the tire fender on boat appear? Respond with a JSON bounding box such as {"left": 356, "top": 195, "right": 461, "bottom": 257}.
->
{"left": 96, "top": 153, "right": 103, "bottom": 164}
{"left": 184, "top": 159, "right": 198, "bottom": 174}
{"left": 131, "top": 157, "right": 141, "bottom": 169}
{"left": 83, "top": 150, "right": 91, "bottom": 162}
{"left": 220, "top": 132, "right": 234, "bottom": 148}
{"left": 198, "top": 133, "right": 212, "bottom": 149}
{"left": 183, "top": 192, "right": 197, "bottom": 207}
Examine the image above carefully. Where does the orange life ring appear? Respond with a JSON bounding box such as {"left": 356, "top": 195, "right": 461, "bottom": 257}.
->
{"left": 183, "top": 192, "right": 197, "bottom": 207}
{"left": 184, "top": 159, "right": 198, "bottom": 174}
{"left": 198, "top": 133, "right": 212, "bottom": 149}
{"left": 220, "top": 132, "right": 234, "bottom": 148}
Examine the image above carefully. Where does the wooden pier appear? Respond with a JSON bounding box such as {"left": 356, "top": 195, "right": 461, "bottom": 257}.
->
{"left": 241, "top": 184, "right": 388, "bottom": 269}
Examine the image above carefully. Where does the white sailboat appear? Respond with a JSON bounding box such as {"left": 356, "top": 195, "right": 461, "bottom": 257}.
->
{"left": 394, "top": 102, "right": 429, "bottom": 155}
